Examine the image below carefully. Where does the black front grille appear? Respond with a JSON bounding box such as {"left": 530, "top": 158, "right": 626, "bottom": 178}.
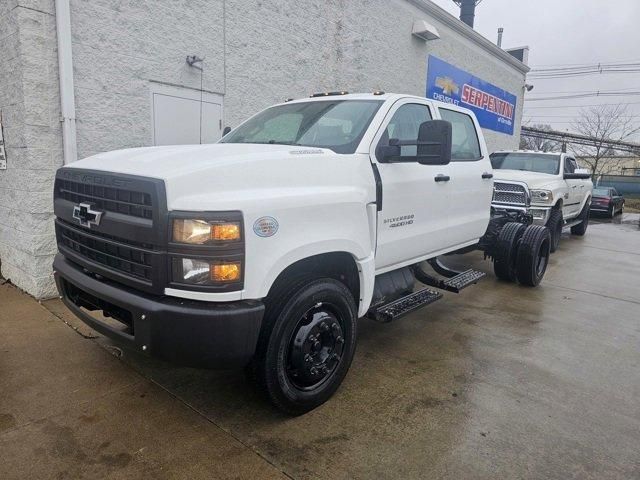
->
{"left": 56, "top": 221, "right": 153, "bottom": 282}
{"left": 56, "top": 178, "right": 153, "bottom": 219}
{"left": 493, "top": 182, "right": 528, "bottom": 207}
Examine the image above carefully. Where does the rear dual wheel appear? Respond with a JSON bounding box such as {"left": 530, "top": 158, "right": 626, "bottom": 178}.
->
{"left": 494, "top": 223, "right": 550, "bottom": 287}
{"left": 494, "top": 222, "right": 526, "bottom": 282}
{"left": 571, "top": 200, "right": 590, "bottom": 236}
{"left": 515, "top": 225, "right": 551, "bottom": 287}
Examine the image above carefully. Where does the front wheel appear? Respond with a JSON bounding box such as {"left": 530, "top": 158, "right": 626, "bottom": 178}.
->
{"left": 253, "top": 278, "right": 357, "bottom": 415}
{"left": 547, "top": 209, "right": 563, "bottom": 253}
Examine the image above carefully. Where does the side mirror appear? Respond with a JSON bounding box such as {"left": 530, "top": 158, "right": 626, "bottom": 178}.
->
{"left": 222, "top": 126, "right": 232, "bottom": 136}
{"left": 564, "top": 168, "right": 591, "bottom": 180}
{"left": 417, "top": 120, "right": 452, "bottom": 165}
{"left": 380, "top": 138, "right": 401, "bottom": 163}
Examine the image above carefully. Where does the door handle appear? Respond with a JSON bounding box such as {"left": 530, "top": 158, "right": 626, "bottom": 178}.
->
{"left": 434, "top": 174, "right": 450, "bottom": 182}
{"left": 572, "top": 185, "right": 577, "bottom": 189}
{"left": 579, "top": 185, "right": 584, "bottom": 188}
{"left": 481, "top": 172, "right": 493, "bottom": 179}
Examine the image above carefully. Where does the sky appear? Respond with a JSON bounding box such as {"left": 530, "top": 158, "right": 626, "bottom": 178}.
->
{"left": 429, "top": 0, "right": 640, "bottom": 139}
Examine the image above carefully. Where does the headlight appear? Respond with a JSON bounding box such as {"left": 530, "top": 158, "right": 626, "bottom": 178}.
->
{"left": 172, "top": 258, "right": 242, "bottom": 285}
{"left": 530, "top": 189, "right": 554, "bottom": 205}
{"left": 172, "top": 219, "right": 241, "bottom": 244}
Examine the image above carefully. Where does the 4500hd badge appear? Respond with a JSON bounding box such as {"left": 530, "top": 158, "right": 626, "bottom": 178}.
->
{"left": 384, "top": 214, "right": 414, "bottom": 228}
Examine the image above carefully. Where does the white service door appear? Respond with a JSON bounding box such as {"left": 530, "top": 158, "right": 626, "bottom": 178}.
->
{"left": 371, "top": 100, "right": 453, "bottom": 271}
{"left": 152, "top": 86, "right": 223, "bottom": 145}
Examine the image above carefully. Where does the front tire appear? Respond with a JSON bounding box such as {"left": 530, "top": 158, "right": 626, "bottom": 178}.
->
{"left": 547, "top": 209, "right": 563, "bottom": 253}
{"left": 516, "top": 225, "right": 551, "bottom": 287}
{"left": 253, "top": 278, "right": 357, "bottom": 415}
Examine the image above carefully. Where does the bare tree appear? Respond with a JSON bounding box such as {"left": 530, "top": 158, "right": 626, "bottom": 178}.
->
{"left": 519, "top": 123, "right": 560, "bottom": 152}
{"left": 571, "top": 104, "right": 640, "bottom": 176}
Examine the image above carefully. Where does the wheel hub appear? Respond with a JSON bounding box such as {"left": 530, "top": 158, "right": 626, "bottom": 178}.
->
{"left": 287, "top": 305, "right": 344, "bottom": 389}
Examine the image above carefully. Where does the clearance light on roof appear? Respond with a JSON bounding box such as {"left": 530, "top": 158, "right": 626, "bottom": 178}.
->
{"left": 310, "top": 91, "right": 349, "bottom": 98}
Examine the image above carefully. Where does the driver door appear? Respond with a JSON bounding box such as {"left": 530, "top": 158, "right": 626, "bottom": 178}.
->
{"left": 370, "top": 99, "right": 453, "bottom": 271}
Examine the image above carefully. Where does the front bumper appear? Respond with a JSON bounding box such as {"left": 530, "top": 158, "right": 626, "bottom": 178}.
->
{"left": 528, "top": 206, "right": 551, "bottom": 225}
{"left": 53, "top": 254, "right": 264, "bottom": 368}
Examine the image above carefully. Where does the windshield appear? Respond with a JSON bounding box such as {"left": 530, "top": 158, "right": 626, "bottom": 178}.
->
{"left": 490, "top": 153, "right": 561, "bottom": 175}
{"left": 593, "top": 188, "right": 611, "bottom": 196}
{"left": 220, "top": 100, "right": 383, "bottom": 154}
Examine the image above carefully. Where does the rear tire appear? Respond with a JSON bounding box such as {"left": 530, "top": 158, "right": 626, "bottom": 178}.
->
{"left": 547, "top": 209, "right": 563, "bottom": 253}
{"left": 516, "top": 225, "right": 551, "bottom": 287}
{"left": 493, "top": 222, "right": 527, "bottom": 282}
{"left": 252, "top": 277, "right": 357, "bottom": 415}
{"left": 571, "top": 200, "right": 590, "bottom": 236}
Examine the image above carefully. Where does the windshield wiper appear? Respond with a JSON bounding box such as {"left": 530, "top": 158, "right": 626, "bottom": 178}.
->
{"left": 267, "top": 140, "right": 301, "bottom": 146}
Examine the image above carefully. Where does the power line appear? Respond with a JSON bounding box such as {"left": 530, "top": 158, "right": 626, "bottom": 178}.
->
{"left": 526, "top": 91, "right": 640, "bottom": 102}
{"left": 531, "top": 58, "right": 640, "bottom": 68}
{"left": 529, "top": 64, "right": 640, "bottom": 79}
{"left": 528, "top": 87, "right": 640, "bottom": 96}
{"left": 524, "top": 101, "right": 640, "bottom": 109}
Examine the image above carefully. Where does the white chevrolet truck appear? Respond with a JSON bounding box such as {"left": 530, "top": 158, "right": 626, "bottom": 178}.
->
{"left": 490, "top": 151, "right": 593, "bottom": 252}
{"left": 53, "top": 93, "right": 551, "bottom": 414}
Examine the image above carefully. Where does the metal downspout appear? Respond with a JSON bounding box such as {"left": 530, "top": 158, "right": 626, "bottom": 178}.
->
{"left": 55, "top": 0, "right": 77, "bottom": 164}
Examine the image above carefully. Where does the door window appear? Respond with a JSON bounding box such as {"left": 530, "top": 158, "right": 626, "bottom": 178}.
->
{"left": 377, "top": 103, "right": 432, "bottom": 161}
{"left": 439, "top": 109, "right": 482, "bottom": 161}
{"left": 564, "top": 158, "right": 577, "bottom": 174}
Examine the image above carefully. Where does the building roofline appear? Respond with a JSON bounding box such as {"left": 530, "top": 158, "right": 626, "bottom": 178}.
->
{"left": 406, "top": 0, "right": 531, "bottom": 75}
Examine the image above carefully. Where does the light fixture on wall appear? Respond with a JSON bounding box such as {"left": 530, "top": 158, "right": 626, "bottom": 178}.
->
{"left": 186, "top": 55, "right": 204, "bottom": 70}
{"left": 186, "top": 55, "right": 205, "bottom": 144}
{"left": 524, "top": 84, "right": 534, "bottom": 92}
{"left": 412, "top": 20, "right": 440, "bottom": 41}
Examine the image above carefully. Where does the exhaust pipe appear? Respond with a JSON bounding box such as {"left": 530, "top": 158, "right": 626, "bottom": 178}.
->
{"left": 454, "top": 0, "right": 479, "bottom": 28}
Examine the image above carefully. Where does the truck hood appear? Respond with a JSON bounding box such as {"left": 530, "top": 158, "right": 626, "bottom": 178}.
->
{"left": 492, "top": 169, "right": 558, "bottom": 189}
{"left": 62, "top": 144, "right": 373, "bottom": 211}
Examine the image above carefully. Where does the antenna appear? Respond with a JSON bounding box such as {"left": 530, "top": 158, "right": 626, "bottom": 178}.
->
{"left": 452, "top": 0, "right": 483, "bottom": 28}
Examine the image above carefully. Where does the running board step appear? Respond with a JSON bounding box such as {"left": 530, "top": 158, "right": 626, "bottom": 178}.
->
{"left": 372, "top": 288, "right": 442, "bottom": 323}
{"left": 564, "top": 219, "right": 582, "bottom": 228}
{"left": 414, "top": 265, "right": 486, "bottom": 293}
{"left": 442, "top": 269, "right": 486, "bottom": 293}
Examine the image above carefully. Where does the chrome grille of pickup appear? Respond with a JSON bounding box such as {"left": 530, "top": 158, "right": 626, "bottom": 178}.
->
{"left": 56, "top": 179, "right": 153, "bottom": 219}
{"left": 492, "top": 182, "right": 528, "bottom": 207}
{"left": 56, "top": 220, "right": 154, "bottom": 282}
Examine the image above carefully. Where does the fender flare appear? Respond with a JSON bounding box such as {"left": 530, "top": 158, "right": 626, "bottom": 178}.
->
{"left": 258, "top": 241, "right": 376, "bottom": 317}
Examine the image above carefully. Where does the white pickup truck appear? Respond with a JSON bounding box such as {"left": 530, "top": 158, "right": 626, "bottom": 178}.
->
{"left": 490, "top": 151, "right": 593, "bottom": 252}
{"left": 53, "top": 93, "right": 551, "bottom": 414}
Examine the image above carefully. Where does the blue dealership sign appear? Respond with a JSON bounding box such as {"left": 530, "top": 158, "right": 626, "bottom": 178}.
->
{"left": 426, "top": 56, "right": 517, "bottom": 135}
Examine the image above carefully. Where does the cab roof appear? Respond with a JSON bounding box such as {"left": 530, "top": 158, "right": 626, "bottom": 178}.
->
{"left": 281, "top": 92, "right": 477, "bottom": 116}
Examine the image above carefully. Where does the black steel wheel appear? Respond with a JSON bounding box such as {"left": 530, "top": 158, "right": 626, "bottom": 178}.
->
{"left": 253, "top": 277, "right": 357, "bottom": 415}
{"left": 571, "top": 200, "right": 590, "bottom": 236}
{"left": 493, "top": 222, "right": 527, "bottom": 282}
{"left": 516, "top": 225, "right": 551, "bottom": 287}
{"left": 547, "top": 209, "right": 563, "bottom": 253}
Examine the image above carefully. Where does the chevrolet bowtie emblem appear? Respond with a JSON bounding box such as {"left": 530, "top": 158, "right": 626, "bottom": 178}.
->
{"left": 435, "top": 76, "right": 459, "bottom": 96}
{"left": 72, "top": 202, "right": 103, "bottom": 228}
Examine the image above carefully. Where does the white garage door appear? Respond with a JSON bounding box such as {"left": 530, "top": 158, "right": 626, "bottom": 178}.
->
{"left": 151, "top": 84, "right": 223, "bottom": 146}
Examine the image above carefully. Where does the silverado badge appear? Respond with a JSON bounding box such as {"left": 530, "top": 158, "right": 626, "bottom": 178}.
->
{"left": 72, "top": 202, "right": 103, "bottom": 229}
